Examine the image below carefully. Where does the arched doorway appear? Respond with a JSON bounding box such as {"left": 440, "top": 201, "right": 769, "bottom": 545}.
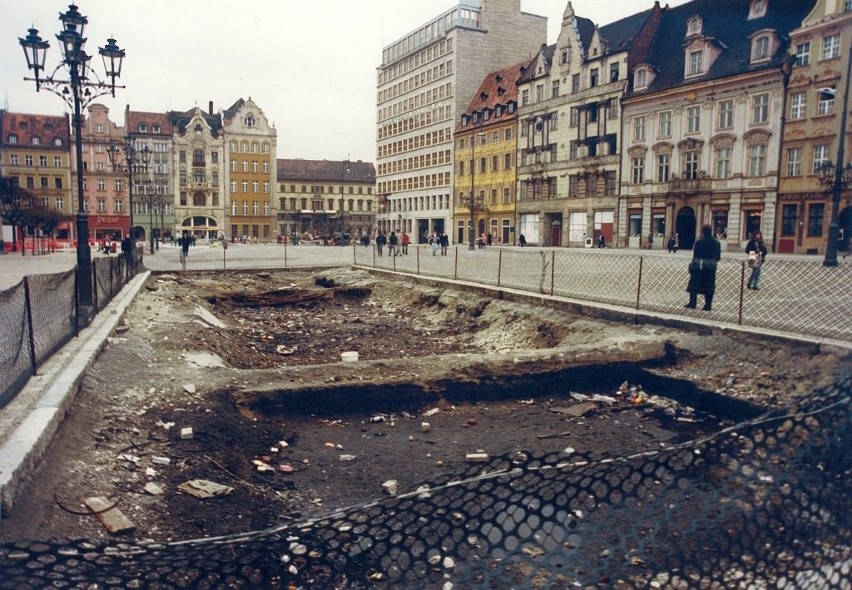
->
{"left": 181, "top": 216, "right": 219, "bottom": 240}
{"left": 676, "top": 207, "right": 697, "bottom": 250}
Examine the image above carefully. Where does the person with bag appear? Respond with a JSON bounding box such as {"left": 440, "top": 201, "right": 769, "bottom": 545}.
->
{"left": 685, "top": 224, "right": 721, "bottom": 311}
{"left": 745, "top": 230, "right": 767, "bottom": 290}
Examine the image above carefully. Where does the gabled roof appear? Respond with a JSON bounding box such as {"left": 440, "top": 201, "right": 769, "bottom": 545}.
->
{"left": 168, "top": 107, "right": 223, "bottom": 137}
{"left": 277, "top": 159, "right": 376, "bottom": 183}
{"left": 518, "top": 44, "right": 554, "bottom": 85}
{"left": 635, "top": 0, "right": 813, "bottom": 94}
{"left": 0, "top": 110, "right": 70, "bottom": 149}
{"left": 222, "top": 98, "right": 246, "bottom": 120}
{"left": 458, "top": 59, "right": 533, "bottom": 132}
{"left": 597, "top": 6, "right": 657, "bottom": 55}
{"left": 125, "top": 110, "right": 172, "bottom": 137}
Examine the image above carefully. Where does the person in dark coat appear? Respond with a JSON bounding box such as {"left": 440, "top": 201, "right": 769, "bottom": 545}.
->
{"left": 745, "top": 230, "right": 767, "bottom": 290}
{"left": 685, "top": 224, "right": 721, "bottom": 311}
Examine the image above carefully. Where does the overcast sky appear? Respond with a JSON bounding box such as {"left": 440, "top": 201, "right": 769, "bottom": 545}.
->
{"left": 1, "top": 0, "right": 690, "bottom": 163}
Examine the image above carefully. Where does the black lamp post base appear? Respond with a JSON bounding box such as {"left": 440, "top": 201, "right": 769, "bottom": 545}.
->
{"left": 76, "top": 212, "right": 93, "bottom": 307}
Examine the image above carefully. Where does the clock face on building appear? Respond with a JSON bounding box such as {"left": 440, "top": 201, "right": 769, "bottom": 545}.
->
{"left": 754, "top": 0, "right": 764, "bottom": 11}
{"left": 688, "top": 18, "right": 700, "bottom": 33}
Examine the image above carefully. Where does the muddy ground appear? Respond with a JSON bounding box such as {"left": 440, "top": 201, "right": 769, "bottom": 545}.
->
{"left": 0, "top": 268, "right": 845, "bottom": 544}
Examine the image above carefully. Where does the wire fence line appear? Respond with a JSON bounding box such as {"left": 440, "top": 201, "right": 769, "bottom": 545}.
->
{"left": 0, "top": 251, "right": 141, "bottom": 410}
{"left": 144, "top": 240, "right": 852, "bottom": 343}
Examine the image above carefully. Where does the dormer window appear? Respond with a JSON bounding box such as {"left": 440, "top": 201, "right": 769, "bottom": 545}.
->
{"left": 749, "top": 0, "right": 767, "bottom": 19}
{"left": 54, "top": 137, "right": 63, "bottom": 146}
{"left": 152, "top": 125, "right": 161, "bottom": 133}
{"left": 138, "top": 124, "right": 147, "bottom": 133}
{"left": 32, "top": 136, "right": 40, "bottom": 145}
{"left": 244, "top": 114, "right": 256, "bottom": 127}
{"left": 635, "top": 68, "right": 648, "bottom": 89}
{"left": 687, "top": 17, "right": 702, "bottom": 36}
{"left": 751, "top": 35, "right": 771, "bottom": 62}
{"left": 7, "top": 134, "right": 17, "bottom": 144}
{"left": 687, "top": 48, "right": 705, "bottom": 76}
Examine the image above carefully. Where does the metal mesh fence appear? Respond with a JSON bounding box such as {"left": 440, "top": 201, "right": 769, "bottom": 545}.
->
{"left": 1, "top": 377, "right": 848, "bottom": 589}
{"left": 0, "top": 250, "right": 142, "bottom": 411}
{"left": 0, "top": 283, "right": 31, "bottom": 409}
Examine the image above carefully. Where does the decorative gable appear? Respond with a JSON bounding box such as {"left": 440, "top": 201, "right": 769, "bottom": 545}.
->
{"left": 748, "top": 0, "right": 767, "bottom": 20}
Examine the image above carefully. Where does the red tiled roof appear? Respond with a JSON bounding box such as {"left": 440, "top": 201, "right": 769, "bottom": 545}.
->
{"left": 125, "top": 110, "right": 172, "bottom": 136}
{"left": 0, "top": 110, "right": 70, "bottom": 148}
{"left": 457, "top": 59, "right": 532, "bottom": 132}
{"left": 277, "top": 159, "right": 376, "bottom": 183}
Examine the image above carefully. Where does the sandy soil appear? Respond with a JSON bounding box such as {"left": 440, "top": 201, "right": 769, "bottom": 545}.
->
{"left": 0, "top": 268, "right": 844, "bottom": 543}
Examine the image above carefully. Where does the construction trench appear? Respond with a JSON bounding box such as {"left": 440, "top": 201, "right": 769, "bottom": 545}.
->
{"left": 0, "top": 268, "right": 847, "bottom": 588}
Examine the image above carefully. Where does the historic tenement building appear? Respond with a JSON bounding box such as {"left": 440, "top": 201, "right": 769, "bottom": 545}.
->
{"left": 223, "top": 97, "right": 277, "bottom": 242}
{"left": 170, "top": 104, "right": 225, "bottom": 240}
{"left": 0, "top": 110, "right": 73, "bottom": 244}
{"left": 454, "top": 59, "right": 530, "bottom": 246}
{"left": 516, "top": 1, "right": 664, "bottom": 247}
{"left": 124, "top": 108, "right": 174, "bottom": 243}
{"left": 376, "top": 0, "right": 547, "bottom": 245}
{"left": 777, "top": 0, "right": 852, "bottom": 255}
{"left": 620, "top": 0, "right": 813, "bottom": 251}
{"left": 276, "top": 159, "right": 376, "bottom": 241}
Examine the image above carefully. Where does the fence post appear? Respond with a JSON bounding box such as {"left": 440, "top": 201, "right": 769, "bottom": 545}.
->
{"left": 738, "top": 261, "right": 746, "bottom": 325}
{"left": 550, "top": 251, "right": 556, "bottom": 296}
{"left": 454, "top": 247, "right": 459, "bottom": 280}
{"left": 416, "top": 242, "right": 421, "bottom": 276}
{"left": 223, "top": 240, "right": 227, "bottom": 270}
{"left": 635, "top": 256, "right": 644, "bottom": 310}
{"left": 23, "top": 276, "right": 38, "bottom": 376}
{"left": 283, "top": 238, "right": 288, "bottom": 268}
{"left": 92, "top": 262, "right": 99, "bottom": 311}
{"left": 497, "top": 249, "right": 503, "bottom": 288}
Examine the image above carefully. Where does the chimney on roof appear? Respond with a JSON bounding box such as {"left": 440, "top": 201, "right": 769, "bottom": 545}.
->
{"left": 209, "top": 101, "right": 214, "bottom": 115}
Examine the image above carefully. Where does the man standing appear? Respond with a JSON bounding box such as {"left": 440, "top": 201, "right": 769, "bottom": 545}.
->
{"left": 401, "top": 231, "right": 410, "bottom": 255}
{"left": 685, "top": 225, "right": 721, "bottom": 311}
{"left": 745, "top": 230, "right": 767, "bottom": 290}
{"left": 440, "top": 232, "right": 449, "bottom": 256}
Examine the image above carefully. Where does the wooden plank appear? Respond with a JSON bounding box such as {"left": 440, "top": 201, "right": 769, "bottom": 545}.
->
{"left": 84, "top": 496, "right": 136, "bottom": 535}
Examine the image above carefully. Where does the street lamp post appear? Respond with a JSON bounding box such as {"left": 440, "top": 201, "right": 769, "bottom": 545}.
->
{"left": 818, "top": 46, "right": 852, "bottom": 267}
{"left": 107, "top": 136, "right": 151, "bottom": 245}
{"left": 19, "top": 4, "right": 125, "bottom": 306}
{"left": 340, "top": 158, "right": 350, "bottom": 239}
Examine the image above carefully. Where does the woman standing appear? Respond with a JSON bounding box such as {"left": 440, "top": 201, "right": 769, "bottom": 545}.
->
{"left": 745, "top": 230, "right": 767, "bottom": 290}
{"left": 685, "top": 225, "right": 721, "bottom": 311}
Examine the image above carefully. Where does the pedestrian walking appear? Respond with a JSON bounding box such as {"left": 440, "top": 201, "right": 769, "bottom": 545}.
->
{"left": 519, "top": 234, "right": 526, "bottom": 247}
{"left": 667, "top": 234, "right": 678, "bottom": 253}
{"left": 745, "top": 230, "right": 767, "bottom": 290}
{"left": 401, "top": 231, "right": 410, "bottom": 255}
{"left": 685, "top": 224, "right": 721, "bottom": 311}
{"left": 440, "top": 233, "right": 449, "bottom": 256}
{"left": 389, "top": 231, "right": 399, "bottom": 256}
{"left": 486, "top": 233, "right": 492, "bottom": 247}
{"left": 375, "top": 231, "right": 386, "bottom": 256}
{"left": 429, "top": 234, "right": 439, "bottom": 256}
{"left": 180, "top": 234, "right": 191, "bottom": 261}
{"left": 598, "top": 234, "right": 606, "bottom": 248}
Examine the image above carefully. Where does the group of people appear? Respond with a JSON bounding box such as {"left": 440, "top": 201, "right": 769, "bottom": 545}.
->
{"left": 685, "top": 225, "right": 766, "bottom": 311}
{"left": 428, "top": 233, "right": 450, "bottom": 256}
{"left": 374, "top": 230, "right": 414, "bottom": 257}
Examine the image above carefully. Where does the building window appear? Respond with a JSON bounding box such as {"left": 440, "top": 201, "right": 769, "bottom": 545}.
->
{"left": 786, "top": 147, "right": 802, "bottom": 176}
{"left": 610, "top": 62, "right": 619, "bottom": 82}
{"left": 781, "top": 204, "right": 797, "bottom": 237}
{"left": 55, "top": 178, "right": 63, "bottom": 189}
{"left": 807, "top": 203, "right": 824, "bottom": 237}
{"left": 817, "top": 88, "right": 835, "bottom": 115}
{"left": 790, "top": 93, "right": 806, "bottom": 119}
{"left": 717, "top": 100, "right": 733, "bottom": 129}
{"left": 521, "top": 89, "right": 529, "bottom": 106}
{"left": 97, "top": 199, "right": 106, "bottom": 212}
{"left": 795, "top": 42, "right": 811, "bottom": 66}
{"left": 97, "top": 178, "right": 105, "bottom": 191}
{"left": 657, "top": 154, "right": 670, "bottom": 182}
{"left": 635, "top": 68, "right": 647, "bottom": 89}
{"left": 752, "top": 37, "right": 770, "bottom": 61}
{"left": 244, "top": 114, "right": 256, "bottom": 127}
{"left": 752, "top": 94, "right": 769, "bottom": 124}
{"left": 570, "top": 107, "right": 579, "bottom": 127}
{"left": 568, "top": 175, "right": 578, "bottom": 196}
{"left": 536, "top": 84, "right": 544, "bottom": 102}
{"left": 658, "top": 111, "right": 672, "bottom": 137}
{"left": 633, "top": 116, "right": 646, "bottom": 142}
{"left": 715, "top": 148, "right": 732, "bottom": 179}
{"left": 604, "top": 171, "right": 616, "bottom": 195}
{"left": 552, "top": 80, "right": 560, "bottom": 98}
{"left": 687, "top": 106, "right": 701, "bottom": 133}
{"left": 590, "top": 68, "right": 599, "bottom": 87}
{"left": 813, "top": 144, "right": 830, "bottom": 173}
{"left": 749, "top": 144, "right": 766, "bottom": 176}
{"left": 571, "top": 74, "right": 580, "bottom": 93}
{"left": 688, "top": 49, "right": 704, "bottom": 75}
{"left": 9, "top": 155, "right": 18, "bottom": 165}
{"left": 823, "top": 34, "right": 840, "bottom": 60}
{"left": 25, "top": 155, "right": 33, "bottom": 166}
{"left": 631, "top": 157, "right": 645, "bottom": 184}
{"left": 684, "top": 151, "right": 700, "bottom": 179}
{"left": 54, "top": 156, "right": 62, "bottom": 167}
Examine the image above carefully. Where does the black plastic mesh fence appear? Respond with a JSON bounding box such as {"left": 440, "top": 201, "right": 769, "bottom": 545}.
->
{"left": 1, "top": 377, "right": 849, "bottom": 589}
{"left": 0, "top": 251, "right": 141, "bottom": 410}
{"left": 0, "top": 282, "right": 31, "bottom": 410}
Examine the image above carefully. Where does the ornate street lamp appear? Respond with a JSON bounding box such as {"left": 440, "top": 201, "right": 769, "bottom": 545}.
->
{"left": 816, "top": 46, "right": 852, "bottom": 267}
{"left": 107, "top": 136, "right": 151, "bottom": 244}
{"left": 19, "top": 4, "right": 125, "bottom": 306}
{"left": 339, "top": 159, "right": 350, "bottom": 239}
{"left": 467, "top": 130, "right": 485, "bottom": 250}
